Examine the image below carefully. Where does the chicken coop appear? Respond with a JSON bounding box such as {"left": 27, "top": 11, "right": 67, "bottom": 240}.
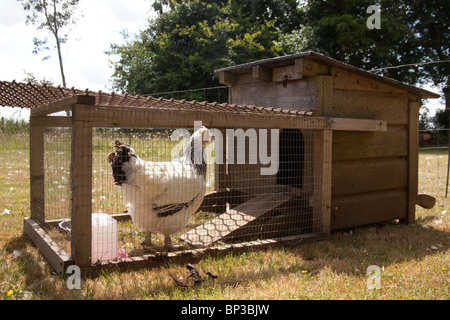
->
{"left": 0, "top": 52, "right": 439, "bottom": 274}
{"left": 215, "top": 52, "right": 440, "bottom": 231}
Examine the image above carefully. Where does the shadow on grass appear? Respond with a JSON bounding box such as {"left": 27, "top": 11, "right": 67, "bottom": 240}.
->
{"left": 289, "top": 220, "right": 449, "bottom": 276}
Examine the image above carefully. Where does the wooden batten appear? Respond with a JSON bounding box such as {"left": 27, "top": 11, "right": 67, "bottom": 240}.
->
{"left": 73, "top": 104, "right": 330, "bottom": 131}
{"left": 70, "top": 106, "right": 93, "bottom": 266}
{"left": 295, "top": 58, "right": 330, "bottom": 77}
{"left": 30, "top": 116, "right": 45, "bottom": 226}
{"left": 252, "top": 65, "right": 272, "bottom": 82}
{"left": 24, "top": 218, "right": 72, "bottom": 274}
{"left": 332, "top": 67, "right": 408, "bottom": 95}
{"left": 331, "top": 189, "right": 408, "bottom": 230}
{"left": 312, "top": 129, "right": 332, "bottom": 234}
{"left": 219, "top": 72, "right": 237, "bottom": 86}
{"left": 328, "top": 117, "right": 387, "bottom": 132}
{"left": 406, "top": 101, "right": 420, "bottom": 224}
{"left": 332, "top": 158, "right": 408, "bottom": 197}
{"left": 31, "top": 94, "right": 95, "bottom": 116}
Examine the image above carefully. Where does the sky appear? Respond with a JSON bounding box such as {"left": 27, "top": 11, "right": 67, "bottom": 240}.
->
{"left": 0, "top": 0, "right": 445, "bottom": 120}
{"left": 0, "top": 0, "right": 154, "bottom": 119}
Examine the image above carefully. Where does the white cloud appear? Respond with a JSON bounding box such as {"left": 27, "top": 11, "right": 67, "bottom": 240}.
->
{"left": 0, "top": 0, "right": 153, "bottom": 92}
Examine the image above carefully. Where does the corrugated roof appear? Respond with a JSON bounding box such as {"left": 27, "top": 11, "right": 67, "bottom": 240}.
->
{"left": 214, "top": 51, "right": 440, "bottom": 99}
{"left": 0, "top": 80, "right": 315, "bottom": 117}
{"left": 0, "top": 80, "right": 92, "bottom": 109}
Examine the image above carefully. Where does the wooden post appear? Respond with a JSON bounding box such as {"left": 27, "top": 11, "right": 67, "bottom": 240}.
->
{"left": 406, "top": 101, "right": 420, "bottom": 224}
{"left": 313, "top": 129, "right": 332, "bottom": 235}
{"left": 71, "top": 104, "right": 93, "bottom": 266}
{"left": 30, "top": 115, "right": 45, "bottom": 226}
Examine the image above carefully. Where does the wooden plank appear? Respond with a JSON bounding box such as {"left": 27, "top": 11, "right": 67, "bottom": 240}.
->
{"left": 406, "top": 101, "right": 420, "bottom": 224}
{"left": 81, "top": 233, "right": 325, "bottom": 274}
{"left": 330, "top": 89, "right": 409, "bottom": 125}
{"left": 23, "top": 218, "right": 72, "bottom": 274}
{"left": 272, "top": 65, "right": 303, "bottom": 82}
{"left": 330, "top": 189, "right": 408, "bottom": 230}
{"left": 252, "top": 65, "right": 272, "bottom": 82}
{"left": 31, "top": 95, "right": 95, "bottom": 116}
{"left": 218, "top": 72, "right": 237, "bottom": 86}
{"left": 230, "top": 77, "right": 317, "bottom": 111}
{"left": 180, "top": 192, "right": 294, "bottom": 247}
{"left": 71, "top": 105, "right": 93, "bottom": 266}
{"left": 295, "top": 58, "right": 330, "bottom": 77}
{"left": 30, "top": 116, "right": 45, "bottom": 226}
{"left": 332, "top": 67, "right": 407, "bottom": 95}
{"left": 332, "top": 158, "right": 408, "bottom": 196}
{"left": 40, "top": 116, "right": 72, "bottom": 127}
{"left": 76, "top": 104, "right": 329, "bottom": 131}
{"left": 329, "top": 117, "right": 387, "bottom": 132}
{"left": 332, "top": 126, "right": 408, "bottom": 161}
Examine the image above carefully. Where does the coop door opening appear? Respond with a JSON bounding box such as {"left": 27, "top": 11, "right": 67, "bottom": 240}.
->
{"left": 277, "top": 129, "right": 304, "bottom": 188}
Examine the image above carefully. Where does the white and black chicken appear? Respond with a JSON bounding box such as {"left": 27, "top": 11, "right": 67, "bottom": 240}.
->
{"left": 108, "top": 126, "right": 212, "bottom": 249}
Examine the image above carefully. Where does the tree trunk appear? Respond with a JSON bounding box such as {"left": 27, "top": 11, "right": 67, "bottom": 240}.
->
{"left": 445, "top": 75, "right": 449, "bottom": 197}
{"left": 55, "top": 37, "right": 66, "bottom": 87}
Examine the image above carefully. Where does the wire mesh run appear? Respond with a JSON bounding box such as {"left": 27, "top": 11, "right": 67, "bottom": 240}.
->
{"left": 37, "top": 125, "right": 329, "bottom": 265}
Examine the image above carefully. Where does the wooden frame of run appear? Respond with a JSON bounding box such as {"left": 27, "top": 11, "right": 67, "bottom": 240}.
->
{"left": 25, "top": 94, "right": 386, "bottom": 274}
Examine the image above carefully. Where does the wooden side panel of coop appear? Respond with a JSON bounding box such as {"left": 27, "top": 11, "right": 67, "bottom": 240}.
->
{"left": 323, "top": 67, "right": 412, "bottom": 230}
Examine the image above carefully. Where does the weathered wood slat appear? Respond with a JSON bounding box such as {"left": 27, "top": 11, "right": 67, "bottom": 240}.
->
{"left": 330, "top": 89, "right": 409, "bottom": 125}
{"left": 23, "top": 218, "right": 72, "bottom": 274}
{"left": 30, "top": 116, "right": 45, "bottom": 226}
{"left": 330, "top": 189, "right": 408, "bottom": 230}
{"left": 332, "top": 126, "right": 408, "bottom": 161}
{"left": 71, "top": 108, "right": 93, "bottom": 266}
{"left": 332, "top": 158, "right": 408, "bottom": 196}
{"left": 407, "top": 101, "right": 420, "bottom": 224}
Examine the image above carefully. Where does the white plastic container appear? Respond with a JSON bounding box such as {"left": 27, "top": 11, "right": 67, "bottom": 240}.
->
{"left": 91, "top": 213, "right": 118, "bottom": 262}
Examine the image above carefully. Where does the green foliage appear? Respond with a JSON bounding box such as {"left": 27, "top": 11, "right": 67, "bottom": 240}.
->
{"left": 107, "top": 0, "right": 303, "bottom": 96}
{"left": 0, "top": 118, "right": 30, "bottom": 134}
{"left": 305, "top": 0, "right": 449, "bottom": 87}
{"left": 275, "top": 25, "right": 321, "bottom": 55}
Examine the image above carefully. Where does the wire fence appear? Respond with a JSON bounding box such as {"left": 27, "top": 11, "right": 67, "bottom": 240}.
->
{"left": 418, "top": 129, "right": 450, "bottom": 199}
{"left": 144, "top": 86, "right": 230, "bottom": 104}
{"left": 1, "top": 129, "right": 449, "bottom": 224}
{"left": 419, "top": 129, "right": 449, "bottom": 150}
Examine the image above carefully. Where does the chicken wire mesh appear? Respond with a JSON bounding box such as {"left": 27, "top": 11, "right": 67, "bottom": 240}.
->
{"left": 38, "top": 123, "right": 329, "bottom": 265}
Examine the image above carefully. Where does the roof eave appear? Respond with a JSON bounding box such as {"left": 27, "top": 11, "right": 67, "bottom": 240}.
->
{"left": 214, "top": 51, "right": 441, "bottom": 100}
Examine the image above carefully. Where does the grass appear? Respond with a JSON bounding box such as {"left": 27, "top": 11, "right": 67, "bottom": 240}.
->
{"left": 0, "top": 132, "right": 449, "bottom": 300}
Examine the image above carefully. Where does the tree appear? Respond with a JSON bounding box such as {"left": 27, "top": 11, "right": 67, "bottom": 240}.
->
{"left": 305, "top": 0, "right": 449, "bottom": 132}
{"left": 17, "top": 0, "right": 81, "bottom": 87}
{"left": 304, "top": 0, "right": 449, "bottom": 87}
{"left": 107, "top": 0, "right": 304, "bottom": 96}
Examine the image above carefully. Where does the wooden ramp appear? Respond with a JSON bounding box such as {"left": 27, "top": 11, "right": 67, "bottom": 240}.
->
{"left": 180, "top": 192, "right": 294, "bottom": 247}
